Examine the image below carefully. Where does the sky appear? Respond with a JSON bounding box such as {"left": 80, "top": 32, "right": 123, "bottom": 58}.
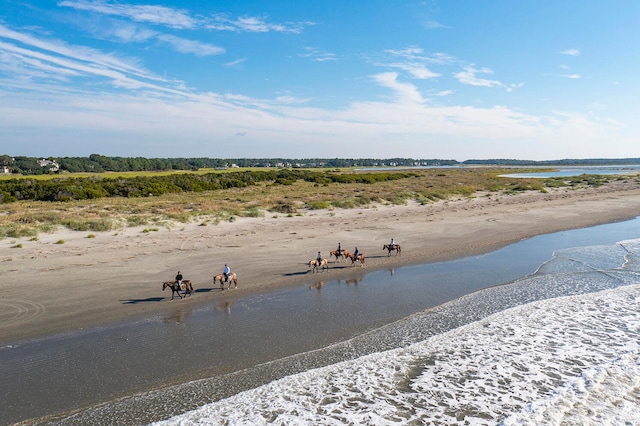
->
{"left": 1, "top": 1, "right": 638, "bottom": 161}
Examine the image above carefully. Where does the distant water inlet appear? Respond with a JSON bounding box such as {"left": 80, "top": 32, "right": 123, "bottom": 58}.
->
{"left": 499, "top": 164, "right": 640, "bottom": 178}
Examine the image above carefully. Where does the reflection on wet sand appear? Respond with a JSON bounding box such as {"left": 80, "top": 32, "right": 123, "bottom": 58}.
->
{"left": 339, "top": 276, "right": 363, "bottom": 286}
{"left": 163, "top": 309, "right": 192, "bottom": 325}
{"left": 309, "top": 281, "right": 326, "bottom": 292}
{"left": 215, "top": 300, "right": 237, "bottom": 314}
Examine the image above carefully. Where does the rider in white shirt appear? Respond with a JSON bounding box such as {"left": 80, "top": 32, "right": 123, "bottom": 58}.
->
{"left": 223, "top": 264, "right": 230, "bottom": 281}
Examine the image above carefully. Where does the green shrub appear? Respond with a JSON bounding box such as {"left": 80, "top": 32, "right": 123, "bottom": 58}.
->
{"left": 305, "top": 200, "right": 331, "bottom": 210}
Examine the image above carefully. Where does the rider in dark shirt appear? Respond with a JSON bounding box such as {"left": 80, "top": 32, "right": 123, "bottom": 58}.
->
{"left": 175, "top": 271, "right": 183, "bottom": 286}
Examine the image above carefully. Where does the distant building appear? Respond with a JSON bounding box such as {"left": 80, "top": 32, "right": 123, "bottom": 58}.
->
{"left": 38, "top": 159, "right": 60, "bottom": 172}
{"left": 1, "top": 165, "right": 9, "bottom": 174}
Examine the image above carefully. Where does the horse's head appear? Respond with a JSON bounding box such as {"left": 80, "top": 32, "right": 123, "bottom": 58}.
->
{"left": 162, "top": 282, "right": 169, "bottom": 291}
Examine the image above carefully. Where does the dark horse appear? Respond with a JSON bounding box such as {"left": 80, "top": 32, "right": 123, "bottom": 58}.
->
{"left": 162, "top": 280, "right": 194, "bottom": 300}
{"left": 383, "top": 244, "right": 401, "bottom": 256}
{"left": 346, "top": 252, "right": 365, "bottom": 267}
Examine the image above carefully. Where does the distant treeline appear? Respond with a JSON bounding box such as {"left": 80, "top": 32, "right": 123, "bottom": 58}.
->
{"left": 0, "top": 168, "right": 416, "bottom": 203}
{"left": 0, "top": 154, "right": 455, "bottom": 175}
{"left": 2, "top": 154, "right": 640, "bottom": 176}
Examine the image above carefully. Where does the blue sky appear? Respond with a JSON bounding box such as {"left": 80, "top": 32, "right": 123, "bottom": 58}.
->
{"left": 1, "top": 1, "right": 638, "bottom": 160}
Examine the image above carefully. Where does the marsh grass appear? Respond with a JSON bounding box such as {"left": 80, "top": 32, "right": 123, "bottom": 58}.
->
{"left": 0, "top": 168, "right": 622, "bottom": 239}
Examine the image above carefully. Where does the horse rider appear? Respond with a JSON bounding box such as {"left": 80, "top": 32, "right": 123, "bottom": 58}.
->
{"left": 175, "top": 271, "right": 183, "bottom": 287}
{"left": 223, "top": 264, "right": 231, "bottom": 282}
{"left": 317, "top": 251, "right": 323, "bottom": 265}
{"left": 337, "top": 242, "right": 342, "bottom": 256}
{"left": 353, "top": 247, "right": 360, "bottom": 261}
{"left": 390, "top": 238, "right": 395, "bottom": 250}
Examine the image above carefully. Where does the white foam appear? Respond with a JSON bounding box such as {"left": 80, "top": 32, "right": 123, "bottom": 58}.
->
{"left": 151, "top": 283, "right": 640, "bottom": 425}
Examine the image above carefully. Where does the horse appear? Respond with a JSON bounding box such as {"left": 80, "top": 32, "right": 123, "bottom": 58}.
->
{"left": 308, "top": 258, "right": 329, "bottom": 273}
{"left": 383, "top": 244, "right": 401, "bottom": 256}
{"left": 214, "top": 272, "right": 238, "bottom": 290}
{"left": 162, "top": 280, "right": 194, "bottom": 300}
{"left": 330, "top": 249, "right": 348, "bottom": 263}
{"left": 346, "top": 252, "right": 365, "bottom": 267}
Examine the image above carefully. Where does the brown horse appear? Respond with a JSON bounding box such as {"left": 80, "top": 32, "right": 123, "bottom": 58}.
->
{"left": 330, "top": 249, "right": 348, "bottom": 263}
{"left": 346, "top": 252, "right": 365, "bottom": 266}
{"left": 383, "top": 244, "right": 401, "bottom": 256}
{"left": 162, "top": 280, "right": 194, "bottom": 300}
{"left": 214, "top": 272, "right": 238, "bottom": 290}
{"left": 308, "top": 258, "right": 329, "bottom": 273}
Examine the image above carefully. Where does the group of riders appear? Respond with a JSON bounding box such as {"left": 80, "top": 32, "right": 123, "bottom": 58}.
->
{"left": 174, "top": 263, "right": 232, "bottom": 288}
{"left": 175, "top": 238, "right": 398, "bottom": 286}
{"left": 317, "top": 238, "right": 396, "bottom": 264}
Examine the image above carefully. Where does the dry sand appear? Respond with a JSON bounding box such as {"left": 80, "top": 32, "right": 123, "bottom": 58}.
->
{"left": 3, "top": 180, "right": 640, "bottom": 344}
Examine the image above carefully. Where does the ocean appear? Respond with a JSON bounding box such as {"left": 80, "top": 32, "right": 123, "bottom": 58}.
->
{"left": 3, "top": 218, "right": 640, "bottom": 425}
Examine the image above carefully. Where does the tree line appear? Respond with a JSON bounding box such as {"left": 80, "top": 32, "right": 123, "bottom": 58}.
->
{"left": 0, "top": 169, "right": 416, "bottom": 203}
{"left": 0, "top": 154, "right": 456, "bottom": 175}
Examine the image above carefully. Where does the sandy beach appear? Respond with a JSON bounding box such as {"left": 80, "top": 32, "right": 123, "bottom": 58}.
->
{"left": 3, "top": 179, "right": 640, "bottom": 345}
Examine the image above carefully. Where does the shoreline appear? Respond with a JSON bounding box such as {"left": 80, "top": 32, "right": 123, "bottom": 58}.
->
{"left": 3, "top": 180, "right": 640, "bottom": 345}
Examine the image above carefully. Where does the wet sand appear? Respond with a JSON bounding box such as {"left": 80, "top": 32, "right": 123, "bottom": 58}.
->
{"left": 3, "top": 179, "right": 640, "bottom": 345}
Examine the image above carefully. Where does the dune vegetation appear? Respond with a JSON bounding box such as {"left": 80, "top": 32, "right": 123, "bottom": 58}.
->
{"left": 0, "top": 167, "right": 629, "bottom": 239}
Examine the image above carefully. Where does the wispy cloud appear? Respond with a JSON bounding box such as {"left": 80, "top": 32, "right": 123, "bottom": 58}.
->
{"left": 422, "top": 20, "right": 450, "bottom": 29}
{"left": 375, "top": 46, "right": 449, "bottom": 80}
{"left": 207, "top": 14, "right": 314, "bottom": 34}
{"left": 0, "top": 23, "right": 189, "bottom": 95}
{"left": 59, "top": 0, "right": 314, "bottom": 34}
{"left": 562, "top": 74, "right": 581, "bottom": 79}
{"left": 224, "top": 58, "right": 246, "bottom": 68}
{"left": 455, "top": 65, "right": 513, "bottom": 91}
{"left": 58, "top": 0, "right": 198, "bottom": 29}
{"left": 560, "top": 48, "right": 580, "bottom": 56}
{"left": 300, "top": 47, "right": 337, "bottom": 62}
{"left": 156, "top": 34, "right": 224, "bottom": 56}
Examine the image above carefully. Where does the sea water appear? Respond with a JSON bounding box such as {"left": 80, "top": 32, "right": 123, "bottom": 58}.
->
{"left": 147, "top": 242, "right": 640, "bottom": 425}
{"left": 5, "top": 220, "right": 640, "bottom": 425}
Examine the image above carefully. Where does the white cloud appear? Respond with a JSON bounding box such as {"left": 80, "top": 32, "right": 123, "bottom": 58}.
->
{"left": 224, "top": 58, "right": 246, "bottom": 68}
{"left": 422, "top": 20, "right": 450, "bottom": 29}
{"left": 454, "top": 65, "right": 510, "bottom": 90}
{"left": 300, "top": 47, "right": 338, "bottom": 62}
{"left": 58, "top": 0, "right": 198, "bottom": 29}
{"left": 372, "top": 72, "right": 425, "bottom": 104}
{"left": 560, "top": 48, "right": 580, "bottom": 56}
{"left": 376, "top": 46, "right": 447, "bottom": 80}
{"left": 207, "top": 14, "right": 314, "bottom": 34}
{"left": 562, "top": 74, "right": 581, "bottom": 79}
{"left": 156, "top": 34, "right": 224, "bottom": 56}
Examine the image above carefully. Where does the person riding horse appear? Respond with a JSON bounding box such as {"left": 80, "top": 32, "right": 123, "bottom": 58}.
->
{"left": 337, "top": 242, "right": 342, "bottom": 256}
{"left": 175, "top": 271, "right": 183, "bottom": 288}
{"left": 223, "top": 264, "right": 231, "bottom": 282}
